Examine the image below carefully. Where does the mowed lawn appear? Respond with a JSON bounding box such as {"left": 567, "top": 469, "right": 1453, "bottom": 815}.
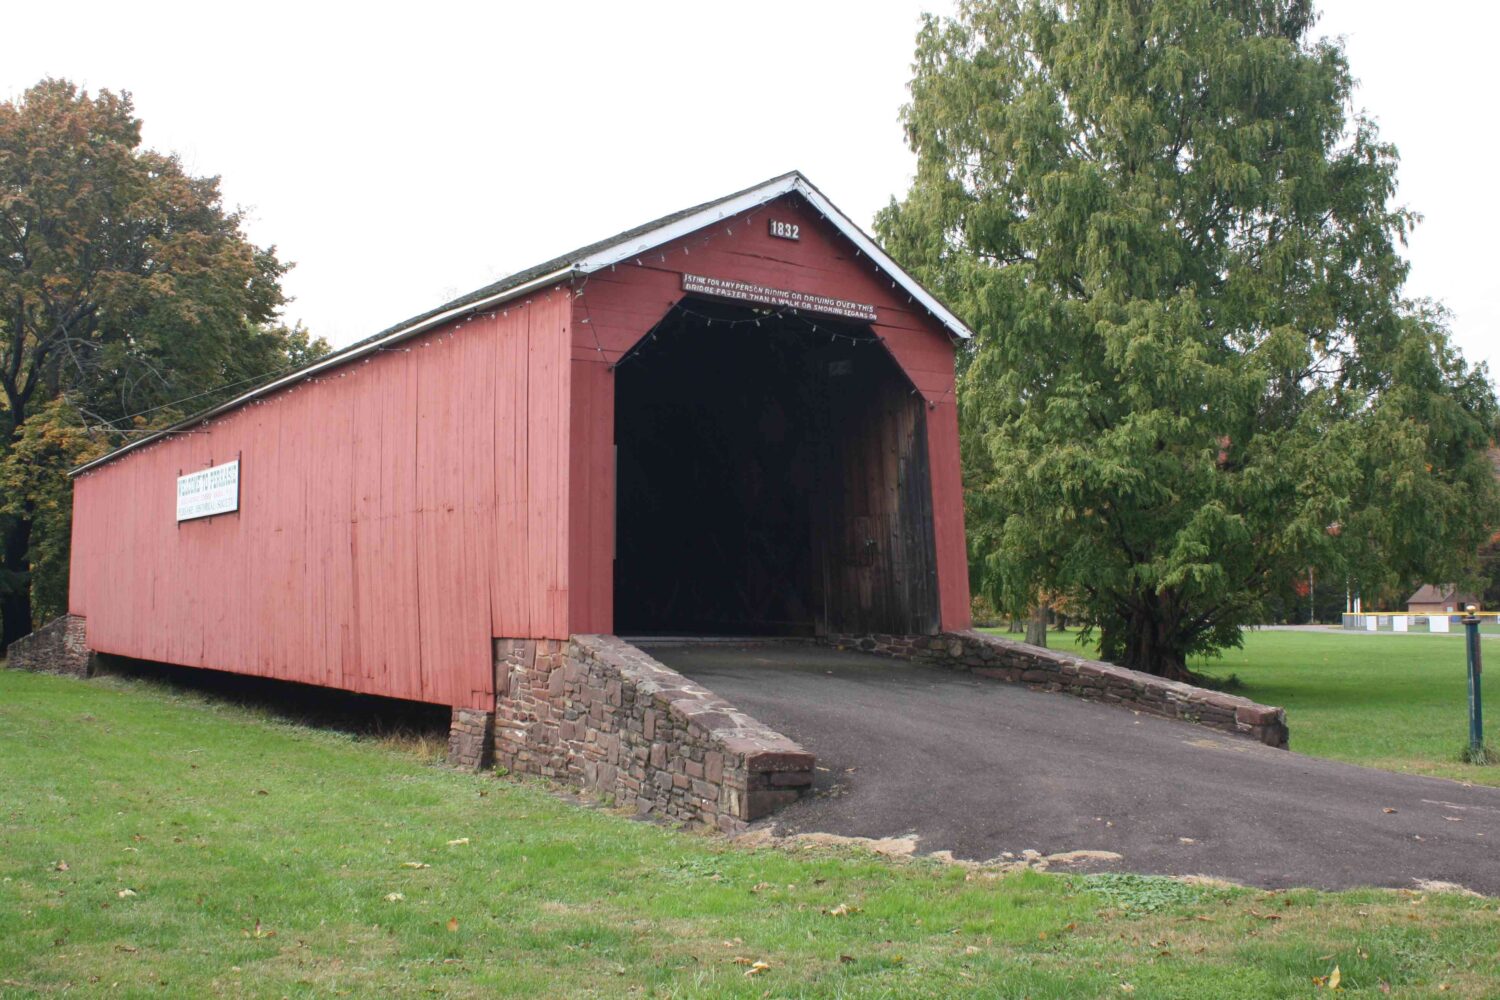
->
{"left": 3, "top": 671, "right": 1500, "bottom": 998}
{"left": 1041, "top": 628, "right": 1498, "bottom": 787}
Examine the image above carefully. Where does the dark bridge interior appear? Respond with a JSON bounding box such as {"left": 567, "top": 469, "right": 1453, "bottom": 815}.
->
{"left": 613, "top": 299, "right": 938, "bottom": 637}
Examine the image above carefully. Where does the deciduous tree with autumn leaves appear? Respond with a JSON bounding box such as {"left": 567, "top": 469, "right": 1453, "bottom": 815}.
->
{"left": 0, "top": 79, "right": 325, "bottom": 645}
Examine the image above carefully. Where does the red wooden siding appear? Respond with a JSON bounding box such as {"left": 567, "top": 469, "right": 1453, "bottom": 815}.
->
{"left": 69, "top": 289, "right": 574, "bottom": 707}
{"left": 567, "top": 192, "right": 970, "bottom": 633}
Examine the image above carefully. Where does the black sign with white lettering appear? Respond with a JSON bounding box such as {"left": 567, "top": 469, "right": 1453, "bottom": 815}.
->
{"left": 681, "top": 273, "right": 878, "bottom": 322}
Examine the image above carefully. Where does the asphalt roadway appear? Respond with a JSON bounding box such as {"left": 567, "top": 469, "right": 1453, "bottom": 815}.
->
{"left": 640, "top": 641, "right": 1500, "bottom": 894}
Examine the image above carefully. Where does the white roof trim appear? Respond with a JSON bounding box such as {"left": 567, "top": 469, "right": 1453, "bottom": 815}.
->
{"left": 574, "top": 173, "right": 972, "bottom": 341}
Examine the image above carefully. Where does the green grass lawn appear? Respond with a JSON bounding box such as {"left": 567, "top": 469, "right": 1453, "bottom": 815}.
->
{"left": 4, "top": 669, "right": 1500, "bottom": 998}
{"left": 1036, "top": 628, "right": 1498, "bottom": 787}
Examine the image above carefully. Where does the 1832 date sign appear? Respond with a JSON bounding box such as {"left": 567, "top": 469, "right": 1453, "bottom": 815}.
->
{"left": 768, "top": 219, "right": 800, "bottom": 241}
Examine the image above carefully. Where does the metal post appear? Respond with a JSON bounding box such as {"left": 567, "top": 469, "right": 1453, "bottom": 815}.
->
{"left": 1462, "top": 605, "right": 1484, "bottom": 758}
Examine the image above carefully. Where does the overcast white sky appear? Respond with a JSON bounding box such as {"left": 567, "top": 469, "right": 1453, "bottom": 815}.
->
{"left": 6, "top": 1, "right": 1496, "bottom": 380}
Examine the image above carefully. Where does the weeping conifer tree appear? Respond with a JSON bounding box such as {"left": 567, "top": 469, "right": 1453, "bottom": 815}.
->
{"left": 878, "top": 0, "right": 1499, "bottom": 678}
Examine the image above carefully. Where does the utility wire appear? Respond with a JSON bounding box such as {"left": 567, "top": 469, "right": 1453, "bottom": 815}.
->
{"left": 74, "top": 357, "right": 313, "bottom": 432}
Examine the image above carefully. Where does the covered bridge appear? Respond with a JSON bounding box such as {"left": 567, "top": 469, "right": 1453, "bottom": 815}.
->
{"left": 48, "top": 173, "right": 976, "bottom": 827}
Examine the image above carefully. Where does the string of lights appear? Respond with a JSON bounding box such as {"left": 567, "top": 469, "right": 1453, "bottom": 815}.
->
{"left": 605, "top": 298, "right": 884, "bottom": 372}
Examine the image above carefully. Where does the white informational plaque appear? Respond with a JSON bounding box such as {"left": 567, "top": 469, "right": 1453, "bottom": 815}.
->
{"left": 176, "top": 460, "right": 240, "bottom": 522}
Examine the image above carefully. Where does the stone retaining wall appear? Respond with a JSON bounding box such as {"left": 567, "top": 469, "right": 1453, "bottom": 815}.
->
{"left": 492, "top": 634, "right": 815, "bottom": 832}
{"left": 825, "top": 629, "right": 1289, "bottom": 748}
{"left": 6, "top": 614, "right": 92, "bottom": 677}
{"left": 447, "top": 708, "right": 494, "bottom": 772}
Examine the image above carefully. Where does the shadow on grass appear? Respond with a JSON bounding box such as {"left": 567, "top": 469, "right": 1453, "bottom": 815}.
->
{"left": 92, "top": 653, "right": 450, "bottom": 758}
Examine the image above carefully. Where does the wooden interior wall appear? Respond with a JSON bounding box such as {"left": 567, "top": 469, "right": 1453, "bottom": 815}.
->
{"left": 568, "top": 191, "right": 970, "bottom": 634}
{"left": 68, "top": 288, "right": 573, "bottom": 708}
{"left": 818, "top": 361, "right": 939, "bottom": 635}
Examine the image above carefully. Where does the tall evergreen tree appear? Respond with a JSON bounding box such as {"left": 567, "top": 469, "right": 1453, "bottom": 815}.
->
{"left": 879, "top": 0, "right": 1499, "bottom": 678}
{"left": 0, "top": 79, "right": 325, "bottom": 642}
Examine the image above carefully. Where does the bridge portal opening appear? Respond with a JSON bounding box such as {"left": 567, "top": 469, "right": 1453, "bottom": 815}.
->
{"left": 613, "top": 300, "right": 939, "bottom": 637}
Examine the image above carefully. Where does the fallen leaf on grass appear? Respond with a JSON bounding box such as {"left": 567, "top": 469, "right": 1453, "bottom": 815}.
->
{"left": 384, "top": 893, "right": 405, "bottom": 902}
{"left": 965, "top": 945, "right": 981, "bottom": 955}
{"left": 825, "top": 903, "right": 860, "bottom": 917}
{"left": 246, "top": 919, "right": 275, "bottom": 939}
{"left": 53, "top": 860, "right": 69, "bottom": 872}
{"left": 1248, "top": 909, "right": 1281, "bottom": 921}
{"left": 743, "top": 961, "right": 771, "bottom": 977}
{"left": 116, "top": 889, "right": 137, "bottom": 898}
{"left": 447, "top": 838, "right": 470, "bottom": 846}
{"left": 1312, "top": 965, "right": 1342, "bottom": 990}
{"left": 400, "top": 862, "right": 430, "bottom": 869}
{"left": 839, "top": 954, "right": 855, "bottom": 964}
{"left": 446, "top": 918, "right": 459, "bottom": 932}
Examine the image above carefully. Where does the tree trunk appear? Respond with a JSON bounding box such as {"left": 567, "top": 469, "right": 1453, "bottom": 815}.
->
{"left": 1, "top": 513, "right": 33, "bottom": 649}
{"left": 1111, "top": 599, "right": 1193, "bottom": 681}
{"left": 1025, "top": 602, "right": 1049, "bottom": 648}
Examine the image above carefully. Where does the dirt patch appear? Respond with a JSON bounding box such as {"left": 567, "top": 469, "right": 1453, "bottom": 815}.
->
{"left": 734, "top": 827, "right": 1123, "bottom": 873}
{"left": 1410, "top": 879, "right": 1484, "bottom": 897}
{"left": 1173, "top": 874, "right": 1244, "bottom": 890}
